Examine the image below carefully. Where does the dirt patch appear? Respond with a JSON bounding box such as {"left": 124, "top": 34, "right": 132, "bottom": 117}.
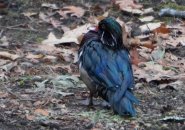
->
{"left": 0, "top": 0, "right": 185, "bottom": 130}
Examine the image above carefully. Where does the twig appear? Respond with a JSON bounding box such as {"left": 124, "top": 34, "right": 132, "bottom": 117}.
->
{"left": 4, "top": 86, "right": 20, "bottom": 98}
{"left": 146, "top": 24, "right": 151, "bottom": 33}
{"left": 4, "top": 27, "right": 39, "bottom": 32}
{"left": 0, "top": 29, "right": 4, "bottom": 37}
{"left": 176, "top": 18, "right": 184, "bottom": 24}
{"left": 42, "top": 88, "right": 55, "bottom": 106}
{"left": 0, "top": 24, "right": 39, "bottom": 32}
{"left": 5, "top": 24, "right": 26, "bottom": 28}
{"left": 4, "top": 86, "right": 35, "bottom": 101}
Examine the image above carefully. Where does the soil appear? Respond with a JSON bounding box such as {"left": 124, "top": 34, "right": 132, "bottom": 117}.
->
{"left": 0, "top": 0, "right": 185, "bottom": 130}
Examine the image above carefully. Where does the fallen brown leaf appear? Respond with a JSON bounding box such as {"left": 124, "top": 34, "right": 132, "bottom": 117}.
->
{"left": 58, "top": 6, "right": 85, "bottom": 18}
{"left": 22, "top": 12, "right": 37, "bottom": 17}
{"left": 0, "top": 91, "right": 8, "bottom": 98}
{"left": 113, "top": 0, "right": 143, "bottom": 14}
{"left": 34, "top": 108, "right": 49, "bottom": 116}
{"left": 26, "top": 53, "right": 44, "bottom": 59}
{"left": 90, "top": 4, "right": 104, "bottom": 14}
{"left": 140, "top": 22, "right": 163, "bottom": 33}
{"left": 114, "top": 0, "right": 143, "bottom": 9}
{"left": 153, "top": 24, "right": 171, "bottom": 34}
{"left": 26, "top": 115, "right": 35, "bottom": 121}
{"left": 59, "top": 23, "right": 91, "bottom": 44}
{"left": 0, "top": 36, "right": 9, "bottom": 47}
{"left": 139, "top": 16, "right": 154, "bottom": 22}
{"left": 0, "top": 52, "right": 20, "bottom": 60}
{"left": 134, "top": 62, "right": 176, "bottom": 82}
{"left": 42, "top": 23, "right": 91, "bottom": 45}
{"left": 130, "top": 47, "right": 145, "bottom": 66}
{"left": 33, "top": 100, "right": 45, "bottom": 107}
{"left": 140, "top": 41, "right": 156, "bottom": 50}
{"left": 43, "top": 55, "right": 58, "bottom": 63}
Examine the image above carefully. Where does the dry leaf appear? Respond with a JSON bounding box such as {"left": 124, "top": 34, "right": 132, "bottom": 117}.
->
{"left": 58, "top": 6, "right": 85, "bottom": 18}
{"left": 22, "top": 12, "right": 37, "bottom": 17}
{"left": 90, "top": 4, "right": 106, "bottom": 15}
{"left": 0, "top": 62, "right": 17, "bottom": 72}
{"left": 60, "top": 48, "right": 78, "bottom": 62}
{"left": 26, "top": 53, "right": 44, "bottom": 59}
{"left": 158, "top": 33, "right": 169, "bottom": 39}
{"left": 134, "top": 62, "right": 176, "bottom": 82}
{"left": 130, "top": 47, "right": 145, "bottom": 66}
{"left": 50, "top": 18, "right": 61, "bottom": 28}
{"left": 143, "top": 8, "right": 154, "bottom": 14}
{"left": 61, "top": 25, "right": 70, "bottom": 32}
{"left": 33, "top": 100, "right": 45, "bottom": 106}
{"left": 114, "top": 0, "right": 143, "bottom": 9}
{"left": 39, "top": 12, "right": 50, "bottom": 23}
{"left": 0, "top": 91, "right": 8, "bottom": 98}
{"left": 88, "top": 16, "right": 99, "bottom": 24}
{"left": 39, "top": 12, "right": 61, "bottom": 28}
{"left": 60, "top": 23, "right": 91, "bottom": 44}
{"left": 37, "top": 45, "right": 61, "bottom": 56}
{"left": 165, "top": 36, "right": 185, "bottom": 47}
{"left": 26, "top": 115, "right": 36, "bottom": 121}
{"left": 140, "top": 41, "right": 156, "bottom": 50}
{"left": 151, "top": 48, "right": 165, "bottom": 61}
{"left": 54, "top": 91, "right": 74, "bottom": 97}
{"left": 34, "top": 108, "right": 49, "bottom": 116}
{"left": 43, "top": 55, "right": 58, "bottom": 63}
{"left": 42, "top": 24, "right": 91, "bottom": 45}
{"left": 129, "top": 38, "right": 141, "bottom": 47}
{"left": 139, "top": 22, "right": 163, "bottom": 33}
{"left": 122, "top": 7, "right": 143, "bottom": 15}
{"left": 159, "top": 80, "right": 184, "bottom": 90}
{"left": 0, "top": 36, "right": 9, "bottom": 47}
{"left": 41, "top": 3, "right": 59, "bottom": 10}
{"left": 139, "top": 16, "right": 154, "bottom": 22}
{"left": 0, "top": 52, "right": 20, "bottom": 60}
{"left": 151, "top": 36, "right": 165, "bottom": 61}
{"left": 153, "top": 24, "right": 171, "bottom": 34}
{"left": 114, "top": 0, "right": 143, "bottom": 15}
{"left": 0, "top": 59, "right": 9, "bottom": 66}
{"left": 178, "top": 37, "right": 185, "bottom": 46}
{"left": 0, "top": 71, "right": 8, "bottom": 81}
{"left": 42, "top": 32, "right": 63, "bottom": 46}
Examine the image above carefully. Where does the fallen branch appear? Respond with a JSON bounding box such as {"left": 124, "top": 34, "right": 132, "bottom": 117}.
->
{"left": 0, "top": 24, "right": 39, "bottom": 32}
{"left": 159, "top": 8, "right": 185, "bottom": 18}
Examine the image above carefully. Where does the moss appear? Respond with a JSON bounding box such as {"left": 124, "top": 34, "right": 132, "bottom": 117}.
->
{"left": 163, "top": 66, "right": 179, "bottom": 73}
{"left": 77, "top": 110, "right": 134, "bottom": 124}
{"left": 36, "top": 37, "right": 45, "bottom": 43}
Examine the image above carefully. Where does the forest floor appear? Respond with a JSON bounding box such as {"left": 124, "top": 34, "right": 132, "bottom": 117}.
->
{"left": 0, "top": 0, "right": 185, "bottom": 130}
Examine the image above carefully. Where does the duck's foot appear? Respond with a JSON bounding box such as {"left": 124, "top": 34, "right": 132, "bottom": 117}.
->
{"left": 79, "top": 92, "right": 94, "bottom": 106}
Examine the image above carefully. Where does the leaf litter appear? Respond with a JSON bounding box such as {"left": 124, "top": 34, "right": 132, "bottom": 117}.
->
{"left": 0, "top": 0, "right": 185, "bottom": 129}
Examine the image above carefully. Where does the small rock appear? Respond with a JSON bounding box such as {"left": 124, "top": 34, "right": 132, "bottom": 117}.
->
{"left": 95, "top": 122, "right": 103, "bottom": 128}
{"left": 20, "top": 62, "right": 33, "bottom": 69}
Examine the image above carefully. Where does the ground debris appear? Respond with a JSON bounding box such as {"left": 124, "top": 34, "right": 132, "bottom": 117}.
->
{"left": 0, "top": 0, "right": 185, "bottom": 130}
